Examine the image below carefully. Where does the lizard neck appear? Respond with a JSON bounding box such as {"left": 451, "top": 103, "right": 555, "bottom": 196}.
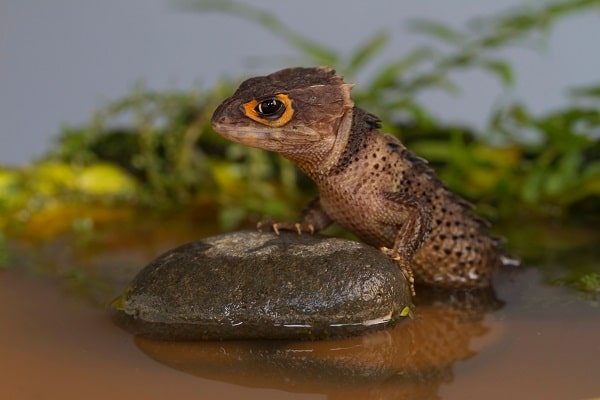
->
{"left": 285, "top": 106, "right": 355, "bottom": 182}
{"left": 290, "top": 107, "right": 379, "bottom": 185}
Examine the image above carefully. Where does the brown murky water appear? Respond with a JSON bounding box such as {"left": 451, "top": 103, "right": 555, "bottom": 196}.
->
{"left": 2, "top": 217, "right": 599, "bottom": 400}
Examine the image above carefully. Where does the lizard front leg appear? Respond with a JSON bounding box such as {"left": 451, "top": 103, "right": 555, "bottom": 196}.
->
{"left": 379, "top": 192, "right": 432, "bottom": 296}
{"left": 258, "top": 197, "right": 333, "bottom": 235}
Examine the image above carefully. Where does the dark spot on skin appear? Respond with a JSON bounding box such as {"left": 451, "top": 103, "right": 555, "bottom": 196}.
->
{"left": 444, "top": 248, "right": 452, "bottom": 255}
{"left": 439, "top": 234, "right": 446, "bottom": 240}
{"left": 455, "top": 251, "right": 463, "bottom": 257}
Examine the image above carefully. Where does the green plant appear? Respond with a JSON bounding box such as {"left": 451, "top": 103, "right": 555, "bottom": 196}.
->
{"left": 490, "top": 92, "right": 600, "bottom": 214}
{"left": 49, "top": 86, "right": 221, "bottom": 204}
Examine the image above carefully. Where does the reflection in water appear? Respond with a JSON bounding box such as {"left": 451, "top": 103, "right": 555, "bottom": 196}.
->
{"left": 136, "top": 288, "right": 504, "bottom": 400}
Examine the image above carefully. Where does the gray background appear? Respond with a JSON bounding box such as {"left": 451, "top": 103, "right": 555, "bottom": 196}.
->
{"left": 1, "top": 0, "right": 598, "bottom": 165}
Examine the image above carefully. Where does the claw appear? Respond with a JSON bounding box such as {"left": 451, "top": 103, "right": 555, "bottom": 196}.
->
{"left": 272, "top": 223, "right": 281, "bottom": 236}
{"left": 257, "top": 220, "right": 314, "bottom": 235}
{"left": 380, "top": 246, "right": 402, "bottom": 261}
{"left": 406, "top": 274, "right": 416, "bottom": 297}
{"left": 380, "top": 246, "right": 416, "bottom": 296}
{"left": 297, "top": 223, "right": 315, "bottom": 235}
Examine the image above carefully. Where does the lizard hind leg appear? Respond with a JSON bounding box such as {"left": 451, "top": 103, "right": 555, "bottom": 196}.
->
{"left": 380, "top": 246, "right": 416, "bottom": 296}
{"left": 377, "top": 191, "right": 432, "bottom": 297}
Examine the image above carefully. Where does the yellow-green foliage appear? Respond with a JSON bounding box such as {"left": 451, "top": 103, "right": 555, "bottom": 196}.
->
{"left": 0, "top": 162, "right": 139, "bottom": 238}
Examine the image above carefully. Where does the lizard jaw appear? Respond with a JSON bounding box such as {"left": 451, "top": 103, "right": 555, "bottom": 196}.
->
{"left": 212, "top": 119, "right": 323, "bottom": 153}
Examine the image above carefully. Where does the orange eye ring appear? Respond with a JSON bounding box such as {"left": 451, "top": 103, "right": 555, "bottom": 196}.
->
{"left": 243, "top": 94, "right": 294, "bottom": 127}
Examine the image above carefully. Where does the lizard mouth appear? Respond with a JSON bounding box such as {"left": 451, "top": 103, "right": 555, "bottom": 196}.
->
{"left": 211, "top": 119, "right": 280, "bottom": 148}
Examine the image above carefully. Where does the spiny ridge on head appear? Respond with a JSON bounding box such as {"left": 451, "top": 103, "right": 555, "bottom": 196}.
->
{"left": 235, "top": 67, "right": 344, "bottom": 99}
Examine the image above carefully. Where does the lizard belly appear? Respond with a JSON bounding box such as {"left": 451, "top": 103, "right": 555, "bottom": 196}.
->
{"left": 318, "top": 187, "right": 397, "bottom": 249}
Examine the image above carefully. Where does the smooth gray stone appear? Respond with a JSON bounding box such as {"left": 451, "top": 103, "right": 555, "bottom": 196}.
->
{"left": 112, "top": 230, "right": 412, "bottom": 340}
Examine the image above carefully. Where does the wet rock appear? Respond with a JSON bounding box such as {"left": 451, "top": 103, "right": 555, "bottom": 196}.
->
{"left": 112, "top": 230, "right": 412, "bottom": 340}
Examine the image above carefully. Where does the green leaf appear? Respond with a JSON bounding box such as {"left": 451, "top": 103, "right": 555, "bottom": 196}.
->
{"left": 408, "top": 19, "right": 467, "bottom": 46}
{"left": 407, "top": 73, "right": 460, "bottom": 94}
{"left": 346, "top": 31, "right": 390, "bottom": 75}
{"left": 570, "top": 85, "right": 600, "bottom": 99}
{"left": 521, "top": 168, "right": 545, "bottom": 204}
{"left": 368, "top": 47, "right": 437, "bottom": 92}
{"left": 480, "top": 59, "right": 515, "bottom": 86}
{"left": 178, "top": 0, "right": 339, "bottom": 65}
{"left": 508, "top": 103, "right": 532, "bottom": 125}
{"left": 408, "top": 140, "right": 453, "bottom": 162}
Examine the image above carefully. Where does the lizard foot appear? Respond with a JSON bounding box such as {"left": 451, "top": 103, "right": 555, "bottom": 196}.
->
{"left": 380, "top": 246, "right": 416, "bottom": 296}
{"left": 257, "top": 220, "right": 315, "bottom": 235}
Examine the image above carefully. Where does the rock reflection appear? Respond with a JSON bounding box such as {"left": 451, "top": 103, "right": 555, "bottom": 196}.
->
{"left": 135, "top": 287, "right": 504, "bottom": 400}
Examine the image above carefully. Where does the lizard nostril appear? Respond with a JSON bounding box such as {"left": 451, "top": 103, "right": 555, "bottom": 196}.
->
{"left": 212, "top": 114, "right": 229, "bottom": 126}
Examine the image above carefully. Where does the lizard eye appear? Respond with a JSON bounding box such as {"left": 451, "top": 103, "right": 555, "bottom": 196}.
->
{"left": 255, "top": 98, "right": 285, "bottom": 120}
{"left": 243, "top": 94, "right": 294, "bottom": 127}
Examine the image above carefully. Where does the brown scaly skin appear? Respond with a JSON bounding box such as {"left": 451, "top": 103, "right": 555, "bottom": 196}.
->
{"left": 211, "top": 67, "right": 518, "bottom": 293}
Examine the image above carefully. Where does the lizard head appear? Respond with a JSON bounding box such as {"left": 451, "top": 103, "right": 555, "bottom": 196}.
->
{"left": 211, "top": 67, "right": 354, "bottom": 163}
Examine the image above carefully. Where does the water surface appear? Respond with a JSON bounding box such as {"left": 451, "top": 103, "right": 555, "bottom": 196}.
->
{"left": 1, "top": 218, "right": 599, "bottom": 400}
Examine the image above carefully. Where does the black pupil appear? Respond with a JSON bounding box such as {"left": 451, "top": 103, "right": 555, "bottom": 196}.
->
{"left": 256, "top": 98, "right": 284, "bottom": 119}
